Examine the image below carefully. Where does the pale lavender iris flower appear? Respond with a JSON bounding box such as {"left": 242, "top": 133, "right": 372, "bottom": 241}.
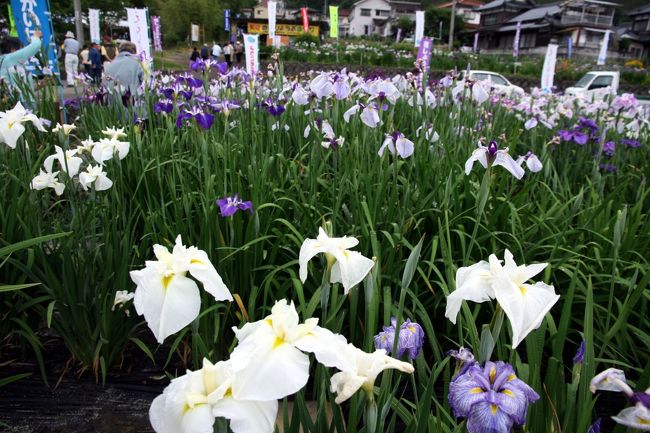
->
{"left": 449, "top": 360, "right": 540, "bottom": 433}
{"left": 373, "top": 317, "right": 425, "bottom": 359}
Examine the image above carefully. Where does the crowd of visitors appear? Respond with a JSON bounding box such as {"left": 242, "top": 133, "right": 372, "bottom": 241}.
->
{"left": 191, "top": 40, "right": 243, "bottom": 66}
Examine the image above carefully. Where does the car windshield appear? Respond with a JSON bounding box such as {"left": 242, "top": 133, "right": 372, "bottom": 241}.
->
{"left": 490, "top": 74, "right": 508, "bottom": 85}
{"left": 470, "top": 73, "right": 489, "bottom": 81}
{"left": 574, "top": 73, "right": 597, "bottom": 88}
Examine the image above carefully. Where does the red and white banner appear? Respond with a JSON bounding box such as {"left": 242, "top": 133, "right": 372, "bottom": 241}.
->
{"left": 301, "top": 8, "right": 309, "bottom": 33}
{"left": 244, "top": 33, "right": 259, "bottom": 76}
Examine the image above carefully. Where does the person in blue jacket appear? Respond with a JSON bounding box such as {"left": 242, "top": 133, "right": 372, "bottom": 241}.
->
{"left": 0, "top": 30, "right": 42, "bottom": 93}
{"left": 88, "top": 42, "right": 103, "bottom": 85}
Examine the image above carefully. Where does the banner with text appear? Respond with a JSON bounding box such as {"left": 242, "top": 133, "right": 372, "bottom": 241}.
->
{"left": 127, "top": 8, "right": 151, "bottom": 60}
{"left": 191, "top": 23, "right": 199, "bottom": 42}
{"left": 329, "top": 6, "right": 338, "bottom": 38}
{"left": 89, "top": 9, "right": 100, "bottom": 44}
{"left": 417, "top": 37, "right": 433, "bottom": 75}
{"left": 268, "top": 1, "right": 277, "bottom": 37}
{"left": 541, "top": 43, "right": 558, "bottom": 91}
{"left": 597, "top": 30, "right": 610, "bottom": 65}
{"left": 246, "top": 22, "right": 319, "bottom": 37}
{"left": 151, "top": 15, "right": 162, "bottom": 52}
{"left": 224, "top": 9, "right": 230, "bottom": 32}
{"left": 513, "top": 21, "right": 521, "bottom": 57}
{"left": 10, "top": 0, "right": 59, "bottom": 74}
{"left": 244, "top": 33, "right": 259, "bottom": 76}
{"left": 414, "top": 11, "right": 424, "bottom": 47}
{"left": 301, "top": 8, "right": 309, "bottom": 33}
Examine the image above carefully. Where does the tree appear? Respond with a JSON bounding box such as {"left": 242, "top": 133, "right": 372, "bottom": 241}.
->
{"left": 397, "top": 16, "right": 414, "bottom": 32}
{"left": 424, "top": 6, "right": 465, "bottom": 44}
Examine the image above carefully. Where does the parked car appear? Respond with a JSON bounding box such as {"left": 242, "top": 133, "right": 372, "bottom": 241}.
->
{"left": 564, "top": 71, "right": 619, "bottom": 98}
{"left": 461, "top": 70, "right": 524, "bottom": 96}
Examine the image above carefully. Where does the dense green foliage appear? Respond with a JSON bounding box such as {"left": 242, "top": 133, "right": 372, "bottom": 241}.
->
{"left": 0, "top": 66, "right": 649, "bottom": 432}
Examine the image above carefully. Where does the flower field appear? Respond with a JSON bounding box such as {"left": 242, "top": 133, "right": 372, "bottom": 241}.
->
{"left": 1, "top": 58, "right": 649, "bottom": 433}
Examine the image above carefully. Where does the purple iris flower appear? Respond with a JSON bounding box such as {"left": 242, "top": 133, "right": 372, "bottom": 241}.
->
{"left": 373, "top": 317, "right": 425, "bottom": 359}
{"left": 195, "top": 112, "right": 214, "bottom": 130}
{"left": 578, "top": 117, "right": 599, "bottom": 134}
{"left": 449, "top": 360, "right": 540, "bottom": 433}
{"left": 448, "top": 348, "right": 477, "bottom": 379}
{"left": 558, "top": 129, "right": 588, "bottom": 145}
{"left": 631, "top": 392, "right": 650, "bottom": 408}
{"left": 213, "top": 61, "right": 228, "bottom": 75}
{"left": 621, "top": 138, "right": 641, "bottom": 148}
{"left": 264, "top": 99, "right": 286, "bottom": 117}
{"left": 602, "top": 141, "right": 615, "bottom": 157}
{"left": 63, "top": 98, "right": 80, "bottom": 110}
{"left": 175, "top": 111, "right": 193, "bottom": 128}
{"left": 154, "top": 99, "right": 174, "bottom": 114}
{"left": 487, "top": 140, "right": 498, "bottom": 157}
{"left": 160, "top": 87, "right": 175, "bottom": 99}
{"left": 587, "top": 418, "right": 601, "bottom": 433}
{"left": 189, "top": 58, "right": 205, "bottom": 72}
{"left": 216, "top": 194, "right": 254, "bottom": 217}
{"left": 573, "top": 340, "right": 586, "bottom": 365}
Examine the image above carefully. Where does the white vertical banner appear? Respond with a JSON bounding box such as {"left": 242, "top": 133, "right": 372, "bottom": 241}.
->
{"left": 597, "top": 30, "right": 610, "bottom": 65}
{"left": 268, "top": 1, "right": 277, "bottom": 38}
{"left": 191, "top": 24, "right": 199, "bottom": 42}
{"left": 414, "top": 10, "right": 424, "bottom": 47}
{"left": 244, "top": 33, "right": 259, "bottom": 76}
{"left": 89, "top": 9, "right": 100, "bottom": 44}
{"left": 541, "top": 43, "right": 558, "bottom": 91}
{"left": 513, "top": 21, "right": 521, "bottom": 57}
{"left": 126, "top": 8, "right": 151, "bottom": 60}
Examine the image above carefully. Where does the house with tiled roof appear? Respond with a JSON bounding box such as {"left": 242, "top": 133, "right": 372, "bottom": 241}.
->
{"left": 626, "top": 4, "right": 650, "bottom": 58}
{"left": 436, "top": 0, "right": 485, "bottom": 29}
{"left": 473, "top": 0, "right": 622, "bottom": 58}
{"left": 348, "top": 0, "right": 421, "bottom": 36}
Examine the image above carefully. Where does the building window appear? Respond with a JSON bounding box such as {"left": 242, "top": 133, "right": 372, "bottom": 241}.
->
{"left": 376, "top": 9, "right": 389, "bottom": 17}
{"left": 632, "top": 19, "right": 649, "bottom": 32}
{"left": 520, "top": 33, "right": 536, "bottom": 48}
{"left": 361, "top": 8, "right": 371, "bottom": 16}
{"left": 364, "top": 25, "right": 369, "bottom": 34}
{"left": 483, "top": 14, "right": 498, "bottom": 25}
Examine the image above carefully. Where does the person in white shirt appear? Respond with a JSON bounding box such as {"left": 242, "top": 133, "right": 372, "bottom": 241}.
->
{"left": 212, "top": 41, "right": 222, "bottom": 60}
{"left": 223, "top": 42, "right": 233, "bottom": 66}
{"left": 63, "top": 31, "right": 80, "bottom": 86}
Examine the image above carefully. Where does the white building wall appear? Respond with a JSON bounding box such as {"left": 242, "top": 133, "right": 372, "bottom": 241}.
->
{"left": 349, "top": 0, "right": 392, "bottom": 36}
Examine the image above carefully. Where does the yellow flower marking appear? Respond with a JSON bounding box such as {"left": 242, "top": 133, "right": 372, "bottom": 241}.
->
{"left": 190, "top": 259, "right": 204, "bottom": 265}
{"left": 502, "top": 389, "right": 515, "bottom": 397}
{"left": 162, "top": 274, "right": 174, "bottom": 289}
{"left": 469, "top": 387, "right": 484, "bottom": 394}
{"left": 489, "top": 366, "right": 497, "bottom": 383}
{"left": 519, "top": 286, "right": 527, "bottom": 295}
{"left": 637, "top": 417, "right": 650, "bottom": 425}
{"left": 507, "top": 374, "right": 516, "bottom": 381}
{"left": 490, "top": 404, "right": 498, "bottom": 414}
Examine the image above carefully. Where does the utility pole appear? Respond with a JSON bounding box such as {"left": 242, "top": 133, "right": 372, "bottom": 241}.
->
{"left": 448, "top": 0, "right": 456, "bottom": 50}
{"left": 73, "top": 0, "right": 84, "bottom": 45}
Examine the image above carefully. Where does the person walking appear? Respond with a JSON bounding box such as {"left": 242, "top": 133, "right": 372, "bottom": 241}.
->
{"left": 101, "top": 36, "right": 117, "bottom": 66}
{"left": 190, "top": 47, "right": 200, "bottom": 62}
{"left": 223, "top": 42, "right": 233, "bottom": 67}
{"left": 200, "top": 43, "right": 209, "bottom": 60}
{"left": 88, "top": 42, "right": 102, "bottom": 85}
{"left": 63, "top": 31, "right": 80, "bottom": 86}
{"left": 104, "top": 41, "right": 144, "bottom": 96}
{"left": 212, "top": 41, "right": 222, "bottom": 60}
{"left": 234, "top": 40, "right": 243, "bottom": 63}
{"left": 79, "top": 44, "right": 91, "bottom": 75}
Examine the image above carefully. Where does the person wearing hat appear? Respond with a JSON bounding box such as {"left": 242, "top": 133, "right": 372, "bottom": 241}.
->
{"left": 63, "top": 31, "right": 80, "bottom": 86}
